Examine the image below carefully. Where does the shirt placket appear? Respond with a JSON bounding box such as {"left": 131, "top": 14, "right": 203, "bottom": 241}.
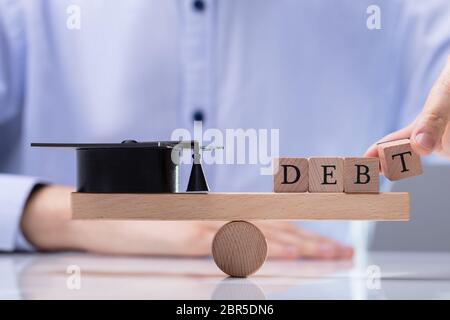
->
{"left": 179, "top": 0, "right": 215, "bottom": 133}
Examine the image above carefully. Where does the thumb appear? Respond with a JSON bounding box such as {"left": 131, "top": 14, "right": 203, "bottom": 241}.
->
{"left": 410, "top": 57, "right": 450, "bottom": 155}
{"left": 410, "top": 113, "right": 447, "bottom": 156}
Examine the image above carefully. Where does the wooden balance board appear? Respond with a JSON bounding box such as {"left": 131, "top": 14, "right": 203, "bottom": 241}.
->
{"left": 71, "top": 192, "right": 409, "bottom": 221}
{"left": 71, "top": 192, "right": 409, "bottom": 277}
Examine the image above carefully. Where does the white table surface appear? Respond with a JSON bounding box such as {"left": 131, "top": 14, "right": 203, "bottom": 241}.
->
{"left": 1, "top": 251, "right": 450, "bottom": 299}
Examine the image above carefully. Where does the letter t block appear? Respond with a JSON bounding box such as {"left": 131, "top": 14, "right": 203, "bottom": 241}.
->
{"left": 377, "top": 139, "right": 423, "bottom": 181}
{"left": 273, "top": 158, "right": 308, "bottom": 192}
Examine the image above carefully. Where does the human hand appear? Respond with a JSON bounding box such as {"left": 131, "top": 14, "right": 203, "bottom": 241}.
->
{"left": 71, "top": 220, "right": 353, "bottom": 260}
{"left": 365, "top": 56, "right": 450, "bottom": 159}
{"left": 21, "top": 185, "right": 353, "bottom": 260}
{"left": 253, "top": 221, "right": 353, "bottom": 260}
{"left": 20, "top": 184, "right": 220, "bottom": 256}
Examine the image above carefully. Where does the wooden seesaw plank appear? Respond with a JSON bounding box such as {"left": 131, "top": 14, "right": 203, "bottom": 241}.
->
{"left": 71, "top": 192, "right": 409, "bottom": 221}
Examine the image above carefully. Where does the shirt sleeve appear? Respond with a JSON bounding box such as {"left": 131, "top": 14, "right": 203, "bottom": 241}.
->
{"left": 0, "top": 0, "right": 26, "bottom": 125}
{"left": 0, "top": 0, "right": 36, "bottom": 252}
{"left": 0, "top": 174, "right": 38, "bottom": 251}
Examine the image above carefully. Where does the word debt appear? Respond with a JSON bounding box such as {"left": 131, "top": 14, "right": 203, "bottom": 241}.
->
{"left": 273, "top": 139, "right": 422, "bottom": 193}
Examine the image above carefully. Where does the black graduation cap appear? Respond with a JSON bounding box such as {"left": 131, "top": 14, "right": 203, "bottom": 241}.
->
{"left": 31, "top": 140, "right": 209, "bottom": 193}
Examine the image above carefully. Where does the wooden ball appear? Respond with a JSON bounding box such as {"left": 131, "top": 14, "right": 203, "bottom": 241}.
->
{"left": 212, "top": 221, "right": 267, "bottom": 277}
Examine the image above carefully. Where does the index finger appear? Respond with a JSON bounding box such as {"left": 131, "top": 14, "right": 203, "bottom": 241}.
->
{"left": 363, "top": 124, "right": 415, "bottom": 158}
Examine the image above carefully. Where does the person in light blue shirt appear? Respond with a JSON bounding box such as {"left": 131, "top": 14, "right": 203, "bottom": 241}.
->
{"left": 1, "top": 0, "right": 449, "bottom": 258}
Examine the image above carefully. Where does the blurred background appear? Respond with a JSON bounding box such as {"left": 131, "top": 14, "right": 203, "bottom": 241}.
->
{"left": 372, "top": 164, "right": 450, "bottom": 252}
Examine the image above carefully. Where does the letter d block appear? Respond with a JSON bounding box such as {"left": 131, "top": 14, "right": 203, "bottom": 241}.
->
{"left": 344, "top": 157, "right": 379, "bottom": 193}
{"left": 308, "top": 157, "right": 344, "bottom": 192}
{"left": 273, "top": 158, "right": 308, "bottom": 192}
{"left": 377, "top": 139, "right": 422, "bottom": 181}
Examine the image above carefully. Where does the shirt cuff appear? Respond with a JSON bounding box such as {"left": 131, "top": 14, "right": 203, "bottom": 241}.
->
{"left": 0, "top": 174, "right": 40, "bottom": 252}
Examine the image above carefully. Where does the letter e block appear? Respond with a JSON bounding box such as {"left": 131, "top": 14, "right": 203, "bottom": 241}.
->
{"left": 308, "top": 157, "right": 344, "bottom": 192}
{"left": 377, "top": 139, "right": 422, "bottom": 181}
{"left": 344, "top": 157, "right": 379, "bottom": 193}
{"left": 273, "top": 158, "right": 308, "bottom": 192}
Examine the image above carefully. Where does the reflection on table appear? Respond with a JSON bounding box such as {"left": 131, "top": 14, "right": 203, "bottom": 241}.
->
{"left": 1, "top": 252, "right": 450, "bottom": 299}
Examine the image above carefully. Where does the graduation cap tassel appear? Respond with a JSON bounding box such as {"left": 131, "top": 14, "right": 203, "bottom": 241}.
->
{"left": 187, "top": 162, "right": 209, "bottom": 192}
{"left": 187, "top": 143, "right": 209, "bottom": 192}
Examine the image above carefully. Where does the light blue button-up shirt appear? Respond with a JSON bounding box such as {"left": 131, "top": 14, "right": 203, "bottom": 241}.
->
{"left": 1, "top": 0, "right": 450, "bottom": 251}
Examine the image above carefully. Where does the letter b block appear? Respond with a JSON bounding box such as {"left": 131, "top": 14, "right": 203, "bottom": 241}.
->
{"left": 344, "top": 157, "right": 379, "bottom": 193}
{"left": 377, "top": 139, "right": 422, "bottom": 181}
{"left": 308, "top": 157, "right": 344, "bottom": 192}
{"left": 273, "top": 158, "right": 308, "bottom": 192}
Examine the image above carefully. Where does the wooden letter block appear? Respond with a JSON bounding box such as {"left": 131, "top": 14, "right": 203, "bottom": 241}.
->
{"left": 273, "top": 158, "right": 308, "bottom": 192}
{"left": 308, "top": 157, "right": 344, "bottom": 192}
{"left": 377, "top": 139, "right": 423, "bottom": 181}
{"left": 344, "top": 157, "right": 379, "bottom": 193}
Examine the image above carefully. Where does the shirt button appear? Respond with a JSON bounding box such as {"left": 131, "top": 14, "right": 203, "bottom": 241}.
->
{"left": 192, "top": 110, "right": 205, "bottom": 122}
{"left": 192, "top": 0, "right": 206, "bottom": 12}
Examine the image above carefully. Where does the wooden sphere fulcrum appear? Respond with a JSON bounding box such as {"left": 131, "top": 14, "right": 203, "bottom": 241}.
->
{"left": 212, "top": 221, "right": 268, "bottom": 277}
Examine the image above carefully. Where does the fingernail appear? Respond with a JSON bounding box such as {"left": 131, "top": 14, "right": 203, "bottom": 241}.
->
{"left": 415, "top": 132, "right": 436, "bottom": 151}
{"left": 340, "top": 247, "right": 354, "bottom": 258}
